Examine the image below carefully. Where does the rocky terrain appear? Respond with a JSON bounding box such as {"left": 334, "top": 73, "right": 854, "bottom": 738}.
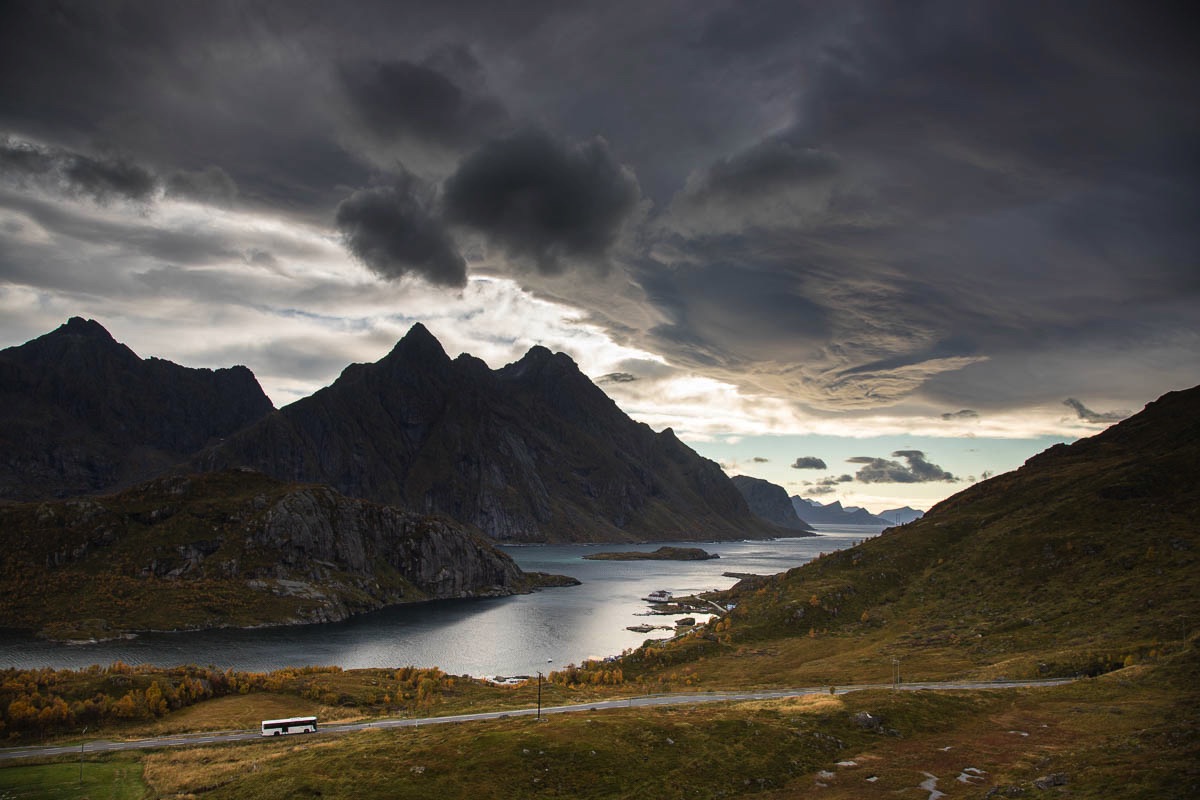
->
{"left": 0, "top": 469, "right": 553, "bottom": 640}
{"left": 197, "top": 324, "right": 782, "bottom": 543}
{"left": 731, "top": 475, "right": 815, "bottom": 531}
{"left": 0, "top": 318, "right": 273, "bottom": 500}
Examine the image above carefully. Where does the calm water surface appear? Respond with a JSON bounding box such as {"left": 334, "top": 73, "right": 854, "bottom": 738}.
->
{"left": 0, "top": 525, "right": 882, "bottom": 677}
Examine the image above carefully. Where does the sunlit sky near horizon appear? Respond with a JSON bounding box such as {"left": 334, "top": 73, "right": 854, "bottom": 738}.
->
{"left": 2, "top": 2, "right": 1197, "bottom": 513}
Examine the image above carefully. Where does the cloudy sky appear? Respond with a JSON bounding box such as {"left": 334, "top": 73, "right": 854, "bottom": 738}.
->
{"left": 2, "top": 1, "right": 1196, "bottom": 512}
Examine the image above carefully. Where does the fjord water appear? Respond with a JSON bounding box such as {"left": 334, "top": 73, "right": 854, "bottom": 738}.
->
{"left": 0, "top": 526, "right": 881, "bottom": 677}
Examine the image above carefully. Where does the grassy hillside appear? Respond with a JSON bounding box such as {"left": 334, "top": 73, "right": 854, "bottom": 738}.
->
{"left": 620, "top": 386, "right": 1199, "bottom": 687}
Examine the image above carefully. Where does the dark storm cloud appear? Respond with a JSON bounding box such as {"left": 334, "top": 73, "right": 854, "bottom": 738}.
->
{"left": 1063, "top": 398, "right": 1128, "bottom": 424}
{"left": 848, "top": 451, "right": 956, "bottom": 484}
{"left": 337, "top": 55, "right": 507, "bottom": 150}
{"left": 941, "top": 409, "right": 979, "bottom": 421}
{"left": 791, "top": 456, "right": 827, "bottom": 470}
{"left": 335, "top": 173, "right": 466, "bottom": 287}
{"left": 443, "top": 130, "right": 640, "bottom": 274}
{"left": 1, "top": 138, "right": 156, "bottom": 202}
{"left": 639, "top": 0, "right": 1200, "bottom": 410}
{"left": 0, "top": 0, "right": 1195, "bottom": 419}
{"left": 166, "top": 166, "right": 238, "bottom": 206}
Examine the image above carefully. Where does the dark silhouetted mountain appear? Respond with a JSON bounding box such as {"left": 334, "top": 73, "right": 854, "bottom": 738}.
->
{"left": 0, "top": 318, "right": 274, "bottom": 500}
{"left": 0, "top": 469, "right": 546, "bottom": 639}
{"left": 790, "top": 497, "right": 889, "bottom": 525}
{"left": 730, "top": 476, "right": 814, "bottom": 532}
{"left": 197, "top": 324, "right": 782, "bottom": 543}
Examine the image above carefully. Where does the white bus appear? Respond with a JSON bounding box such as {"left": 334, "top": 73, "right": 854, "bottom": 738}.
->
{"left": 261, "top": 716, "right": 318, "bottom": 736}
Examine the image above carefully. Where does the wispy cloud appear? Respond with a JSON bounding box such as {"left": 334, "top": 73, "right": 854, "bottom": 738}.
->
{"left": 1062, "top": 398, "right": 1128, "bottom": 424}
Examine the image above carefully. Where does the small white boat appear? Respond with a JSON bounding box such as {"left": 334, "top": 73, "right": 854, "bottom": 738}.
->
{"left": 643, "top": 590, "right": 673, "bottom": 603}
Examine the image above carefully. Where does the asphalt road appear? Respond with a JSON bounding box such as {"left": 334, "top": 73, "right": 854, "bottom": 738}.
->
{"left": 0, "top": 678, "right": 1074, "bottom": 763}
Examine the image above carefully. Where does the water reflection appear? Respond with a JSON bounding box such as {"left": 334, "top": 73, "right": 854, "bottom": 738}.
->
{"left": 0, "top": 526, "right": 881, "bottom": 677}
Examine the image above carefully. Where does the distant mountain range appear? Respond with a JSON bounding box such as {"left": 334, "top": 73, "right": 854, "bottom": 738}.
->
{"left": 789, "top": 497, "right": 924, "bottom": 526}
{"left": 0, "top": 319, "right": 782, "bottom": 544}
{"left": 730, "top": 476, "right": 814, "bottom": 532}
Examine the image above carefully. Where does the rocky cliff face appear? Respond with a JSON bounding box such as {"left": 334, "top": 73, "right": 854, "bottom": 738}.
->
{"left": 198, "top": 324, "right": 783, "bottom": 543}
{"left": 0, "top": 469, "right": 535, "bottom": 637}
{"left": 730, "top": 476, "right": 814, "bottom": 531}
{"left": 0, "top": 318, "right": 274, "bottom": 500}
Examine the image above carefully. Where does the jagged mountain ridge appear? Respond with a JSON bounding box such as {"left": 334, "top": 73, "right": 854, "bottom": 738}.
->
{"left": 730, "top": 476, "right": 814, "bottom": 532}
{"left": 790, "top": 497, "right": 892, "bottom": 525}
{"left": 0, "top": 469, "right": 538, "bottom": 639}
{"left": 197, "top": 324, "right": 781, "bottom": 543}
{"left": 0, "top": 318, "right": 274, "bottom": 500}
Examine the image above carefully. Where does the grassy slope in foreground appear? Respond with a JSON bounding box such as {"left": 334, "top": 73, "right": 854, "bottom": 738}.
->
{"left": 4, "top": 648, "right": 1196, "bottom": 799}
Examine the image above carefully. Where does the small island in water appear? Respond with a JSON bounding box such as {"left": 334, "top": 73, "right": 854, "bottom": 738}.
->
{"left": 583, "top": 546, "right": 719, "bottom": 561}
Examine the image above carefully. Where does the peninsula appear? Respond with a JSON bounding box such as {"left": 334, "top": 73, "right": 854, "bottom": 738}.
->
{"left": 583, "top": 546, "right": 719, "bottom": 561}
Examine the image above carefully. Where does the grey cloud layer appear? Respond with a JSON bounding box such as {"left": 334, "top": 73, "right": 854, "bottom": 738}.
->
{"left": 848, "top": 451, "right": 956, "bottom": 484}
{"left": 0, "top": 1, "right": 1195, "bottom": 417}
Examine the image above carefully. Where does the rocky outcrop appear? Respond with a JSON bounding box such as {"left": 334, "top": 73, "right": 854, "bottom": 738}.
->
{"left": 197, "top": 324, "right": 784, "bottom": 543}
{"left": 0, "top": 469, "right": 542, "bottom": 638}
{"left": 731, "top": 476, "right": 814, "bottom": 532}
{"left": 0, "top": 318, "right": 274, "bottom": 500}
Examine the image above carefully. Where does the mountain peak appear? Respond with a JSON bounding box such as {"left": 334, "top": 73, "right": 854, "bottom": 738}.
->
{"left": 61, "top": 316, "right": 115, "bottom": 339}
{"left": 384, "top": 323, "right": 450, "bottom": 367}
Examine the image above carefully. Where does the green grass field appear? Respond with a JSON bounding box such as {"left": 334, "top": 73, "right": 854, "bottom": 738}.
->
{"left": 0, "top": 755, "right": 145, "bottom": 800}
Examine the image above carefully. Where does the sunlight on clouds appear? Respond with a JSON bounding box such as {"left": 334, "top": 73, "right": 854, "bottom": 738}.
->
{"left": 1, "top": 187, "right": 1144, "bottom": 443}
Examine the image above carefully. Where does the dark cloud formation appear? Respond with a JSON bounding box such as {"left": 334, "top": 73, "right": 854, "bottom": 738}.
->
{"left": 334, "top": 173, "right": 466, "bottom": 287}
{"left": 0, "top": 1, "right": 1195, "bottom": 422}
{"left": 596, "top": 372, "right": 637, "bottom": 384}
{"left": 848, "top": 451, "right": 956, "bottom": 484}
{"left": 751, "top": 457, "right": 769, "bottom": 463}
{"left": 791, "top": 456, "right": 827, "bottom": 470}
{"left": 941, "top": 409, "right": 979, "bottom": 421}
{"left": 1063, "top": 398, "right": 1128, "bottom": 424}
{"left": 1, "top": 138, "right": 156, "bottom": 203}
{"left": 443, "top": 130, "right": 640, "bottom": 274}
{"left": 337, "top": 54, "right": 507, "bottom": 151}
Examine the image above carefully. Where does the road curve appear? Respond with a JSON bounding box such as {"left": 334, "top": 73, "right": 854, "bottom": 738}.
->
{"left": 0, "top": 678, "right": 1074, "bottom": 763}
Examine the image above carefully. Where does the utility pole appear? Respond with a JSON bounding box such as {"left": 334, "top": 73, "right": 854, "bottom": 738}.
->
{"left": 892, "top": 658, "right": 900, "bottom": 691}
{"left": 536, "top": 672, "right": 543, "bottom": 721}
{"left": 79, "top": 726, "right": 88, "bottom": 784}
